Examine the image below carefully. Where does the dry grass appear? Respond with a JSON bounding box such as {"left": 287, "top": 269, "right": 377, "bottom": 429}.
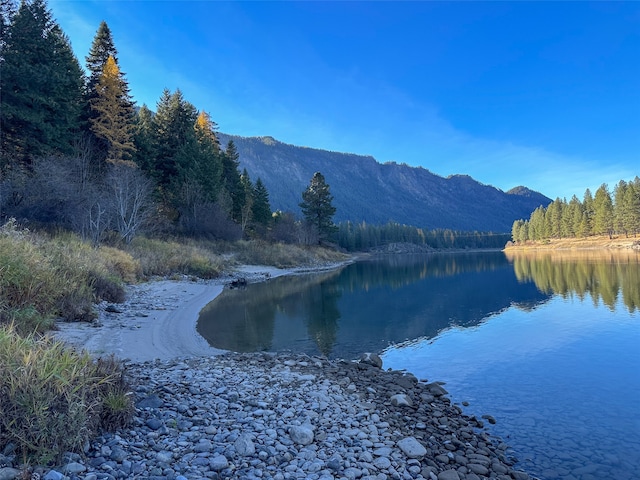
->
{"left": 0, "top": 324, "right": 133, "bottom": 465}
{"left": 506, "top": 235, "right": 640, "bottom": 251}
{"left": 230, "top": 240, "right": 349, "bottom": 268}
{"left": 0, "top": 221, "right": 141, "bottom": 334}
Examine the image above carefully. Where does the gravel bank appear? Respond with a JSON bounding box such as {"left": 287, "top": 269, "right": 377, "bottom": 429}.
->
{"left": 3, "top": 352, "right": 535, "bottom": 480}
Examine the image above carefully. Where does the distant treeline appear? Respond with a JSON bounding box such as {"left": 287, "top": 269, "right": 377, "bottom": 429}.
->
{"left": 336, "top": 221, "right": 511, "bottom": 251}
{"left": 512, "top": 178, "right": 640, "bottom": 243}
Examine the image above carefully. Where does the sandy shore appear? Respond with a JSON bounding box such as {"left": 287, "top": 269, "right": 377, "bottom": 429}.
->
{"left": 52, "top": 265, "right": 311, "bottom": 362}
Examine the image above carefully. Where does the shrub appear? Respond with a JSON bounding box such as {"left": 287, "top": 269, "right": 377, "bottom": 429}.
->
{"left": 232, "top": 240, "right": 348, "bottom": 268}
{"left": 127, "top": 236, "right": 224, "bottom": 278}
{"left": 0, "top": 324, "right": 133, "bottom": 465}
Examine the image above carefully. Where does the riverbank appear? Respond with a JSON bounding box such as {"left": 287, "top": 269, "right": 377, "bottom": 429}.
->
{"left": 7, "top": 352, "right": 533, "bottom": 480}
{"left": 51, "top": 264, "right": 341, "bottom": 362}
{"left": 505, "top": 235, "right": 640, "bottom": 251}
{"left": 36, "top": 262, "right": 536, "bottom": 480}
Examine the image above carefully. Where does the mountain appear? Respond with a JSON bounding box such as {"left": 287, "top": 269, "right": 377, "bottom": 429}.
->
{"left": 218, "top": 133, "right": 551, "bottom": 232}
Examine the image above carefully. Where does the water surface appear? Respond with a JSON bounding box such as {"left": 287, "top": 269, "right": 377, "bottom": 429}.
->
{"left": 197, "top": 250, "right": 640, "bottom": 480}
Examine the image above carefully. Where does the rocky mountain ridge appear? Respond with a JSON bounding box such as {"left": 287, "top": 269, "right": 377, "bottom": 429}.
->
{"left": 219, "top": 133, "right": 551, "bottom": 232}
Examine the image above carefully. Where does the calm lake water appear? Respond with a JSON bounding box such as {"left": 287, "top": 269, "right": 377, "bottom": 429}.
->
{"left": 197, "top": 250, "right": 640, "bottom": 480}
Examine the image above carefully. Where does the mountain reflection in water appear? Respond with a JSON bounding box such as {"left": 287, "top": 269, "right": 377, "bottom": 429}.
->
{"left": 197, "top": 252, "right": 551, "bottom": 358}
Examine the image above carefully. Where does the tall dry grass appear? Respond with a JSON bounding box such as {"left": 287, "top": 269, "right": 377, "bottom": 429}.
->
{"left": 0, "top": 220, "right": 140, "bottom": 334}
{"left": 0, "top": 324, "right": 133, "bottom": 465}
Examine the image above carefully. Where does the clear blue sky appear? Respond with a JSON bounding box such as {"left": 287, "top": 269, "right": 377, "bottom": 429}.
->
{"left": 50, "top": 0, "right": 639, "bottom": 201}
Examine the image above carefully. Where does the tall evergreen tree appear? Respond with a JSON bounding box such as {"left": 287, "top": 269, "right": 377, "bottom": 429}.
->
{"left": 186, "top": 110, "right": 223, "bottom": 201}
{"left": 151, "top": 89, "right": 198, "bottom": 188}
{"left": 132, "top": 104, "right": 156, "bottom": 172}
{"left": 300, "top": 171, "right": 337, "bottom": 244}
{"left": 239, "top": 169, "right": 254, "bottom": 234}
{"left": 0, "top": 0, "right": 84, "bottom": 161}
{"left": 89, "top": 55, "right": 136, "bottom": 164}
{"left": 222, "top": 139, "right": 244, "bottom": 222}
{"left": 593, "top": 184, "right": 614, "bottom": 238}
{"left": 582, "top": 189, "right": 595, "bottom": 236}
{"left": 251, "top": 178, "right": 272, "bottom": 230}
{"left": 83, "top": 21, "right": 133, "bottom": 159}
{"left": 621, "top": 179, "right": 640, "bottom": 237}
{"left": 86, "top": 21, "right": 118, "bottom": 89}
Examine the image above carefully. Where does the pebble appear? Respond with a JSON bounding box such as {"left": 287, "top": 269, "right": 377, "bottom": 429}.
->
{"left": 3, "top": 352, "right": 535, "bottom": 480}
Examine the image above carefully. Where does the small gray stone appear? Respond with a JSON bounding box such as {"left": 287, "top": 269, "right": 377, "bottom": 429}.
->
{"left": 234, "top": 433, "right": 256, "bottom": 456}
{"left": 210, "top": 454, "right": 229, "bottom": 471}
{"left": 289, "top": 425, "right": 314, "bottom": 445}
{"left": 43, "top": 471, "right": 64, "bottom": 480}
{"left": 0, "top": 467, "right": 22, "bottom": 480}
{"left": 390, "top": 393, "right": 413, "bottom": 407}
{"left": 373, "top": 456, "right": 392, "bottom": 469}
{"left": 62, "top": 462, "right": 86, "bottom": 474}
{"left": 437, "top": 470, "right": 461, "bottom": 480}
{"left": 360, "top": 352, "right": 383, "bottom": 368}
{"left": 397, "top": 436, "right": 427, "bottom": 459}
{"left": 155, "top": 451, "right": 173, "bottom": 463}
{"left": 468, "top": 463, "right": 489, "bottom": 475}
{"left": 145, "top": 418, "right": 163, "bottom": 430}
{"left": 136, "top": 393, "right": 163, "bottom": 409}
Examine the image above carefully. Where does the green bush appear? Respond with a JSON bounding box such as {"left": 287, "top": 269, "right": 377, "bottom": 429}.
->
{"left": 0, "top": 324, "right": 133, "bottom": 465}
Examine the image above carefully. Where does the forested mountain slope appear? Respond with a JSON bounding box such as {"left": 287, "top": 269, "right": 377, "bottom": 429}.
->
{"left": 218, "top": 134, "right": 551, "bottom": 232}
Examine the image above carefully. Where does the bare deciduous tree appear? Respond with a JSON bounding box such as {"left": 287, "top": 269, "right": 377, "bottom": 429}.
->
{"left": 106, "top": 164, "right": 153, "bottom": 244}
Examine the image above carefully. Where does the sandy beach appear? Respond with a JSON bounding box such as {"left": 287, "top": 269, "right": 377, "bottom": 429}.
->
{"left": 52, "top": 265, "right": 301, "bottom": 362}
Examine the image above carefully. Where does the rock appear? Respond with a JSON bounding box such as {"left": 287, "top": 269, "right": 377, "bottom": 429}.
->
{"left": 468, "top": 463, "right": 489, "bottom": 475}
{"left": 210, "top": 454, "right": 229, "bottom": 471}
{"left": 426, "top": 382, "right": 448, "bottom": 396}
{"left": 145, "top": 417, "right": 163, "bottom": 430}
{"left": 62, "top": 462, "right": 86, "bottom": 474}
{"left": 136, "top": 393, "right": 163, "bottom": 409}
{"left": 289, "top": 425, "right": 314, "bottom": 445}
{"left": 43, "top": 471, "right": 64, "bottom": 480}
{"left": 390, "top": 393, "right": 413, "bottom": 407}
{"left": 234, "top": 433, "right": 256, "bottom": 456}
{"left": 373, "top": 456, "right": 392, "bottom": 469}
{"left": 105, "top": 304, "right": 123, "bottom": 313}
{"left": 481, "top": 414, "right": 496, "bottom": 424}
{"left": 0, "top": 467, "right": 22, "bottom": 480}
{"left": 397, "top": 436, "right": 427, "bottom": 459}
{"left": 437, "top": 470, "right": 461, "bottom": 480}
{"left": 360, "top": 352, "right": 383, "bottom": 368}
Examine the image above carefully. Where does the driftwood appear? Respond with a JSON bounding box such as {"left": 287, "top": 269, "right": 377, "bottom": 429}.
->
{"left": 229, "top": 277, "right": 247, "bottom": 289}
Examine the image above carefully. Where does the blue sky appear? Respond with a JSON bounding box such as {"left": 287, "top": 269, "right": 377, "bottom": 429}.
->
{"left": 49, "top": 1, "right": 639, "bottom": 200}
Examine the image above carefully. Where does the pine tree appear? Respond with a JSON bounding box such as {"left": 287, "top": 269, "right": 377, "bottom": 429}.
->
{"left": 187, "top": 110, "right": 223, "bottom": 202}
{"left": 222, "top": 140, "right": 244, "bottom": 222}
{"left": 593, "top": 184, "right": 614, "bottom": 238}
{"left": 239, "top": 169, "right": 254, "bottom": 234}
{"left": 0, "top": 0, "right": 84, "bottom": 161}
{"left": 582, "top": 189, "right": 595, "bottom": 236}
{"left": 83, "top": 21, "right": 133, "bottom": 162}
{"left": 300, "top": 171, "right": 337, "bottom": 244}
{"left": 151, "top": 89, "right": 198, "bottom": 188}
{"left": 89, "top": 55, "right": 136, "bottom": 164}
{"left": 132, "top": 104, "right": 156, "bottom": 172}
{"left": 622, "top": 179, "right": 640, "bottom": 237}
{"left": 251, "top": 178, "right": 272, "bottom": 231}
{"left": 86, "top": 21, "right": 118, "bottom": 90}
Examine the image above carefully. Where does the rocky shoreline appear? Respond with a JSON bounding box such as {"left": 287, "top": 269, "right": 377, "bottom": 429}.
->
{"left": 2, "top": 352, "right": 535, "bottom": 480}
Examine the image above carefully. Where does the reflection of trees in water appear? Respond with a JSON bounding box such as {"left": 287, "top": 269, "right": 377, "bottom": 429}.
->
{"left": 197, "top": 288, "right": 277, "bottom": 352}
{"left": 197, "top": 269, "right": 343, "bottom": 353}
{"left": 506, "top": 251, "right": 640, "bottom": 312}
{"left": 304, "top": 281, "right": 341, "bottom": 356}
{"left": 343, "top": 252, "right": 509, "bottom": 292}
